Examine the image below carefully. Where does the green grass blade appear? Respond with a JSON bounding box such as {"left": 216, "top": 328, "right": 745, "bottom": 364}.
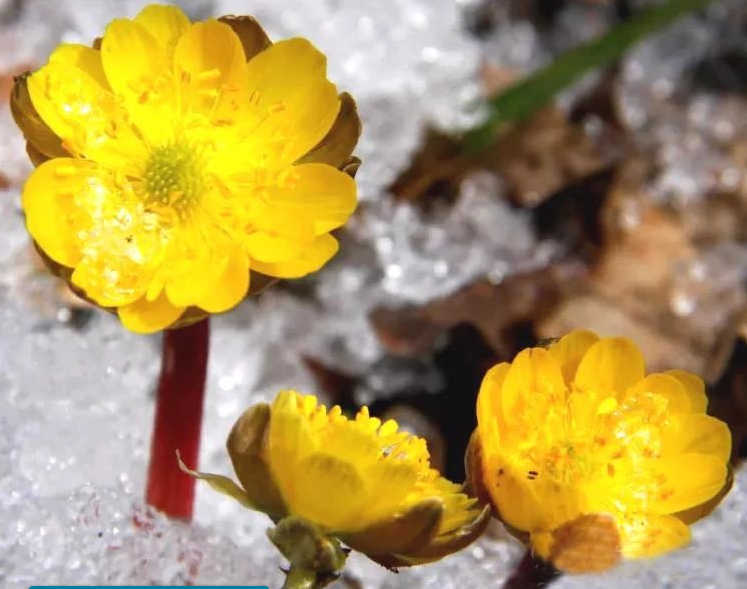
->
{"left": 462, "top": 0, "right": 714, "bottom": 154}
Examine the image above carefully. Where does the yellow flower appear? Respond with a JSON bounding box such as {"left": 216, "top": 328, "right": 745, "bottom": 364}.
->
{"left": 469, "top": 330, "right": 732, "bottom": 573}
{"left": 12, "top": 4, "right": 360, "bottom": 333}
{"left": 182, "top": 390, "right": 488, "bottom": 568}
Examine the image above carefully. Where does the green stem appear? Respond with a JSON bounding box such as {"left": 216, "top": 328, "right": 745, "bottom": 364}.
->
{"left": 268, "top": 517, "right": 348, "bottom": 589}
{"left": 281, "top": 566, "right": 317, "bottom": 589}
{"left": 462, "top": 0, "right": 714, "bottom": 154}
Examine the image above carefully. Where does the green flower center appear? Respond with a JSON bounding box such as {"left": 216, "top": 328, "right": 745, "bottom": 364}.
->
{"left": 143, "top": 142, "right": 206, "bottom": 214}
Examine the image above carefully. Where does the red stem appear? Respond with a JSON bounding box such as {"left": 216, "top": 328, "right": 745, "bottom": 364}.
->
{"left": 503, "top": 551, "right": 560, "bottom": 589}
{"left": 145, "top": 318, "right": 210, "bottom": 521}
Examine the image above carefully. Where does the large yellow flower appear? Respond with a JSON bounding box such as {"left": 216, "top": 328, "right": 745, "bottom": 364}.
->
{"left": 12, "top": 4, "right": 360, "bottom": 333}
{"left": 183, "top": 390, "right": 488, "bottom": 568}
{"left": 470, "top": 330, "right": 732, "bottom": 573}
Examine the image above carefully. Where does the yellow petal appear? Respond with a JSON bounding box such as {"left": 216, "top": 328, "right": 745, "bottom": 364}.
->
{"left": 665, "top": 369, "right": 708, "bottom": 413}
{"left": 287, "top": 452, "right": 367, "bottom": 531}
{"left": 661, "top": 413, "right": 732, "bottom": 462}
{"left": 49, "top": 44, "right": 108, "bottom": 89}
{"left": 647, "top": 453, "right": 728, "bottom": 515}
{"left": 476, "top": 362, "right": 510, "bottom": 433}
{"left": 250, "top": 234, "right": 339, "bottom": 278}
{"left": 173, "top": 19, "right": 247, "bottom": 121}
{"left": 500, "top": 347, "right": 566, "bottom": 430}
{"left": 118, "top": 291, "right": 185, "bottom": 334}
{"left": 547, "top": 329, "right": 600, "bottom": 384}
{"left": 101, "top": 17, "right": 166, "bottom": 98}
{"left": 22, "top": 158, "right": 94, "bottom": 267}
{"left": 256, "top": 163, "right": 357, "bottom": 240}
{"left": 267, "top": 391, "right": 316, "bottom": 505}
{"left": 100, "top": 17, "right": 177, "bottom": 144}
{"left": 628, "top": 373, "right": 691, "bottom": 413}
{"left": 194, "top": 244, "right": 249, "bottom": 313}
{"left": 240, "top": 38, "right": 340, "bottom": 163}
{"left": 134, "top": 4, "right": 190, "bottom": 53}
{"left": 620, "top": 514, "right": 690, "bottom": 559}
{"left": 161, "top": 217, "right": 239, "bottom": 309}
{"left": 28, "top": 60, "right": 146, "bottom": 167}
{"left": 243, "top": 232, "right": 304, "bottom": 264}
{"left": 574, "top": 337, "right": 645, "bottom": 396}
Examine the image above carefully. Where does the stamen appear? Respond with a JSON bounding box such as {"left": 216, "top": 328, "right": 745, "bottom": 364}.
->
{"left": 198, "top": 68, "right": 222, "bottom": 81}
{"left": 142, "top": 141, "right": 207, "bottom": 217}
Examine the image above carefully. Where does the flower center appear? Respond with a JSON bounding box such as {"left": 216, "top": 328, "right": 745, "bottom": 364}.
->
{"left": 143, "top": 142, "right": 206, "bottom": 215}
{"left": 516, "top": 390, "right": 668, "bottom": 488}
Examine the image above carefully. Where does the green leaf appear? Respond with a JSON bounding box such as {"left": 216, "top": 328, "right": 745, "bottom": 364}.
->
{"left": 462, "top": 0, "right": 714, "bottom": 154}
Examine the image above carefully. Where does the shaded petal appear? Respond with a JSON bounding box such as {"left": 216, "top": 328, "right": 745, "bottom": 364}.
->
{"left": 661, "top": 413, "right": 731, "bottom": 462}
{"left": 362, "top": 460, "right": 420, "bottom": 525}
{"left": 343, "top": 498, "right": 443, "bottom": 557}
{"left": 675, "top": 465, "right": 733, "bottom": 524}
{"left": 620, "top": 514, "right": 690, "bottom": 559}
{"left": 250, "top": 234, "right": 339, "bottom": 278}
{"left": 665, "top": 369, "right": 708, "bottom": 413}
{"left": 219, "top": 15, "right": 272, "bottom": 61}
{"left": 297, "top": 92, "right": 362, "bottom": 168}
{"left": 574, "top": 337, "right": 645, "bottom": 396}
{"left": 118, "top": 292, "right": 185, "bottom": 334}
{"left": 464, "top": 431, "right": 492, "bottom": 507}
{"left": 391, "top": 504, "right": 490, "bottom": 566}
{"left": 482, "top": 458, "right": 552, "bottom": 532}
{"left": 288, "top": 452, "right": 367, "bottom": 531}
{"left": 227, "top": 403, "right": 286, "bottom": 517}
{"left": 239, "top": 38, "right": 340, "bottom": 164}
{"left": 647, "top": 453, "right": 728, "bottom": 514}
{"left": 22, "top": 158, "right": 94, "bottom": 267}
{"left": 547, "top": 329, "right": 600, "bottom": 384}
{"left": 11, "top": 74, "right": 67, "bottom": 161}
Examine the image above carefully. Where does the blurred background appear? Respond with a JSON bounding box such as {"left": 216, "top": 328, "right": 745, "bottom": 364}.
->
{"left": 1, "top": 0, "right": 746, "bottom": 587}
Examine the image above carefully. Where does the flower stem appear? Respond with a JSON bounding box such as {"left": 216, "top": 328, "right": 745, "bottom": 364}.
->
{"left": 145, "top": 318, "right": 210, "bottom": 521}
{"left": 503, "top": 551, "right": 560, "bottom": 589}
{"left": 281, "top": 566, "right": 317, "bottom": 589}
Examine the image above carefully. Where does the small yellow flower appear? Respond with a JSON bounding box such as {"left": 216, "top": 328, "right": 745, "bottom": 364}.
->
{"left": 12, "top": 4, "right": 360, "bottom": 333}
{"left": 182, "top": 390, "right": 488, "bottom": 568}
{"left": 469, "top": 330, "right": 732, "bottom": 573}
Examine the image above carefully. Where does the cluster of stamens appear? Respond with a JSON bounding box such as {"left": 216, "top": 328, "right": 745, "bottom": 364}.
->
{"left": 143, "top": 141, "right": 206, "bottom": 216}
